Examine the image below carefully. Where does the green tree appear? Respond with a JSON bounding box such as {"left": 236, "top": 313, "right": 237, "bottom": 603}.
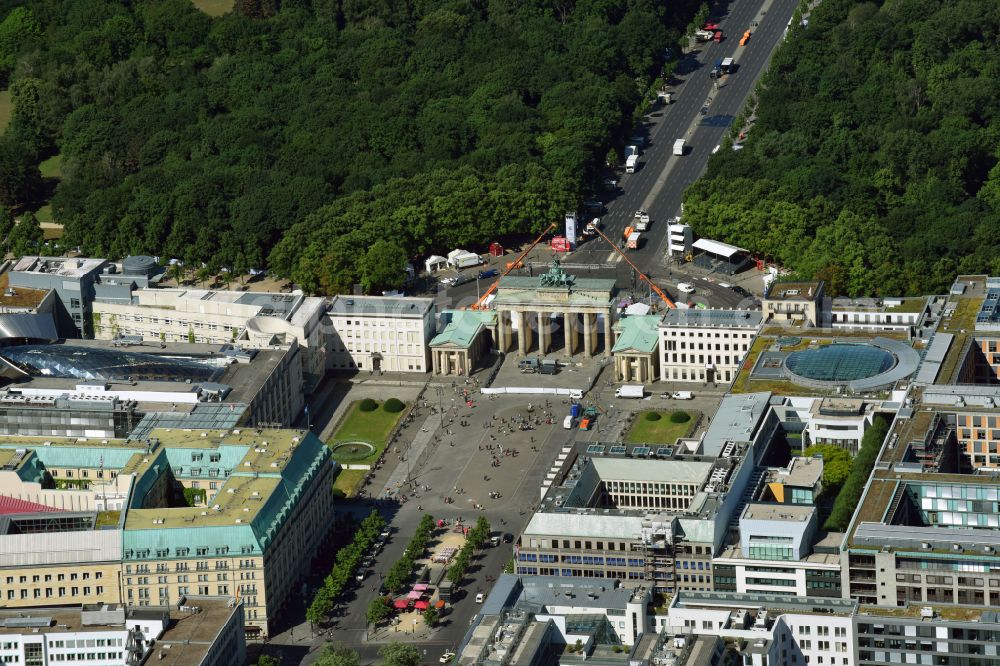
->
{"left": 803, "top": 444, "right": 853, "bottom": 490}
{"left": 367, "top": 597, "right": 391, "bottom": 627}
{"left": 358, "top": 240, "right": 409, "bottom": 293}
{"left": 379, "top": 643, "right": 420, "bottom": 666}
{"left": 0, "top": 7, "right": 41, "bottom": 84}
{"left": 254, "top": 655, "right": 280, "bottom": 666}
{"left": 422, "top": 607, "right": 439, "bottom": 628}
{"left": 313, "top": 643, "right": 360, "bottom": 666}
{"left": 0, "top": 207, "right": 14, "bottom": 252}
{"left": 8, "top": 212, "right": 42, "bottom": 256}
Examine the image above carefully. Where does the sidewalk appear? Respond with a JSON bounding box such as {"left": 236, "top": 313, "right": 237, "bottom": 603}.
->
{"left": 381, "top": 411, "right": 443, "bottom": 496}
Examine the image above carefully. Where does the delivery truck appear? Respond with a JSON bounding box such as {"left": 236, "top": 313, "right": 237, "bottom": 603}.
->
{"left": 673, "top": 139, "right": 686, "bottom": 156}
{"left": 615, "top": 385, "right": 645, "bottom": 399}
{"left": 626, "top": 232, "right": 641, "bottom": 250}
{"left": 625, "top": 154, "right": 639, "bottom": 173}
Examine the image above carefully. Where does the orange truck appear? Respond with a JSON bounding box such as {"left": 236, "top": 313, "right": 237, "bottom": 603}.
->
{"left": 739, "top": 30, "right": 751, "bottom": 46}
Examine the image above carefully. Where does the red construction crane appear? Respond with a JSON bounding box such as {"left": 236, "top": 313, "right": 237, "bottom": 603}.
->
{"left": 590, "top": 225, "right": 676, "bottom": 309}
{"left": 471, "top": 223, "right": 558, "bottom": 311}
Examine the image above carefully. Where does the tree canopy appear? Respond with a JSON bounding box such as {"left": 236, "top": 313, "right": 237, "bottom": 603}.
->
{"left": 684, "top": 0, "right": 1000, "bottom": 296}
{"left": 0, "top": 0, "right": 702, "bottom": 292}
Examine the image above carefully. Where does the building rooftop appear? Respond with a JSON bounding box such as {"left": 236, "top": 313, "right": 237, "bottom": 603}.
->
{"left": 767, "top": 456, "right": 823, "bottom": 489}
{"left": 612, "top": 315, "right": 662, "bottom": 354}
{"left": 591, "top": 458, "right": 713, "bottom": 485}
{"left": 715, "top": 544, "right": 840, "bottom": 566}
{"left": 430, "top": 310, "right": 496, "bottom": 349}
{"left": 0, "top": 272, "right": 50, "bottom": 310}
{"left": 763, "top": 282, "right": 822, "bottom": 302}
{"left": 327, "top": 295, "right": 433, "bottom": 318}
{"left": 672, "top": 590, "right": 856, "bottom": 617}
{"left": 152, "top": 597, "right": 242, "bottom": 666}
{"left": 522, "top": 512, "right": 645, "bottom": 540}
{"left": 661, "top": 308, "right": 762, "bottom": 329}
{"left": 831, "top": 297, "right": 928, "bottom": 314}
{"left": 10, "top": 256, "right": 106, "bottom": 278}
{"left": 742, "top": 503, "right": 814, "bottom": 522}
{"left": 700, "top": 392, "right": 771, "bottom": 457}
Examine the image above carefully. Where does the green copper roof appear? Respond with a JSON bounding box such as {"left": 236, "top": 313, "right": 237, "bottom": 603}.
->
{"left": 430, "top": 310, "right": 496, "bottom": 349}
{"left": 611, "top": 315, "right": 663, "bottom": 354}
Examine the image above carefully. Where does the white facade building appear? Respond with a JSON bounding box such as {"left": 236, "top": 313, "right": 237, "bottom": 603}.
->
{"left": 659, "top": 592, "right": 857, "bottom": 666}
{"left": 827, "top": 297, "right": 928, "bottom": 335}
{"left": 325, "top": 296, "right": 435, "bottom": 373}
{"left": 659, "top": 309, "right": 762, "bottom": 384}
{"left": 0, "top": 597, "right": 244, "bottom": 666}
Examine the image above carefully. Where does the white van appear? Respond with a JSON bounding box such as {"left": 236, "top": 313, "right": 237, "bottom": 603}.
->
{"left": 476, "top": 592, "right": 485, "bottom": 603}
{"left": 673, "top": 139, "right": 686, "bottom": 156}
{"left": 563, "top": 415, "right": 574, "bottom": 429}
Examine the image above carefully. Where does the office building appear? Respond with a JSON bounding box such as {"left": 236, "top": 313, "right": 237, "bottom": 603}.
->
{"left": 325, "top": 295, "right": 435, "bottom": 373}
{"left": 660, "top": 592, "right": 858, "bottom": 666}
{"left": 827, "top": 296, "right": 929, "bottom": 337}
{"left": 0, "top": 597, "right": 245, "bottom": 666}
{"left": 8, "top": 257, "right": 108, "bottom": 338}
{"left": 0, "top": 339, "right": 305, "bottom": 429}
{"left": 658, "top": 308, "right": 761, "bottom": 384}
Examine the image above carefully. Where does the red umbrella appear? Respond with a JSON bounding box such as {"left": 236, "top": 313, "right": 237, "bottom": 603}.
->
{"left": 393, "top": 599, "right": 408, "bottom": 610}
{"left": 414, "top": 600, "right": 430, "bottom": 610}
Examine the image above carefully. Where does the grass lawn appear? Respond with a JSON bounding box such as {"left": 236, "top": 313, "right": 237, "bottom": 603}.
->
{"left": 0, "top": 90, "right": 10, "bottom": 133}
{"left": 327, "top": 400, "right": 406, "bottom": 465}
{"left": 332, "top": 468, "right": 368, "bottom": 498}
{"left": 191, "top": 0, "right": 232, "bottom": 16}
{"left": 39, "top": 153, "right": 62, "bottom": 179}
{"left": 625, "top": 410, "right": 698, "bottom": 445}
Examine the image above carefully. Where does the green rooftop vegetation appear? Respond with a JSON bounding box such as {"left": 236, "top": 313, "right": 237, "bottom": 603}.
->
{"left": 885, "top": 298, "right": 927, "bottom": 313}
{"left": 942, "top": 297, "right": 981, "bottom": 333}
{"left": 95, "top": 511, "right": 121, "bottom": 528}
{"left": 625, "top": 410, "right": 697, "bottom": 445}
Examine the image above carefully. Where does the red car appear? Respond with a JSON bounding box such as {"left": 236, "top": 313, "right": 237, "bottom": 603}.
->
{"left": 703, "top": 21, "right": 721, "bottom": 31}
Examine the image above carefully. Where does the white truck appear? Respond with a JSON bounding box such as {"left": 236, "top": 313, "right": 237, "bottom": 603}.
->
{"left": 615, "top": 385, "right": 645, "bottom": 399}
{"left": 625, "top": 154, "right": 639, "bottom": 173}
{"left": 673, "top": 139, "right": 686, "bottom": 156}
{"left": 672, "top": 391, "right": 694, "bottom": 400}
{"left": 626, "top": 231, "right": 641, "bottom": 250}
{"left": 634, "top": 210, "right": 651, "bottom": 231}
{"left": 626, "top": 144, "right": 640, "bottom": 158}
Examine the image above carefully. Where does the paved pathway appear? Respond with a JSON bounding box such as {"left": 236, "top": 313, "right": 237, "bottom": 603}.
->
{"left": 381, "top": 412, "right": 443, "bottom": 497}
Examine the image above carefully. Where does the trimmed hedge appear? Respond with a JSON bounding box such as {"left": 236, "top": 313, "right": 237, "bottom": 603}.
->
{"left": 359, "top": 398, "right": 378, "bottom": 412}
{"left": 383, "top": 398, "right": 405, "bottom": 413}
{"left": 644, "top": 412, "right": 662, "bottom": 422}
{"left": 669, "top": 411, "right": 691, "bottom": 423}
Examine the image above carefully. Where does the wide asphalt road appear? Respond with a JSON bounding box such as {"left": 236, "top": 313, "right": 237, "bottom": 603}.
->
{"left": 569, "top": 0, "right": 800, "bottom": 273}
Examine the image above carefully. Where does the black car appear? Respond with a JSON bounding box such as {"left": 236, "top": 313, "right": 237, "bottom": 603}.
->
{"left": 733, "top": 286, "right": 751, "bottom": 297}
{"left": 502, "top": 533, "right": 514, "bottom": 543}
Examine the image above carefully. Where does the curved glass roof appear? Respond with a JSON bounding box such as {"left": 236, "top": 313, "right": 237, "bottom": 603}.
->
{"left": 785, "top": 344, "right": 895, "bottom": 382}
{"left": 0, "top": 345, "right": 223, "bottom": 382}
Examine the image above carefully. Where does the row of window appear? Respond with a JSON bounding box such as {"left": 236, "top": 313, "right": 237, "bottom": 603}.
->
{"left": 4, "top": 586, "right": 102, "bottom": 599}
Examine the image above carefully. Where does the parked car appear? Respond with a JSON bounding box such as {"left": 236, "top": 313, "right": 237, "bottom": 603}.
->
{"left": 733, "top": 286, "right": 751, "bottom": 297}
{"left": 476, "top": 592, "right": 486, "bottom": 603}
{"left": 503, "top": 533, "right": 514, "bottom": 543}
{"left": 677, "top": 282, "right": 696, "bottom": 294}
{"left": 356, "top": 570, "right": 368, "bottom": 582}
{"left": 478, "top": 268, "right": 499, "bottom": 279}
{"left": 441, "top": 652, "right": 456, "bottom": 664}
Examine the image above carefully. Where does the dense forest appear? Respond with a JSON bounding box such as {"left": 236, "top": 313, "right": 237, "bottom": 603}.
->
{"left": 0, "top": 0, "right": 699, "bottom": 292}
{"left": 685, "top": 0, "right": 1000, "bottom": 296}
